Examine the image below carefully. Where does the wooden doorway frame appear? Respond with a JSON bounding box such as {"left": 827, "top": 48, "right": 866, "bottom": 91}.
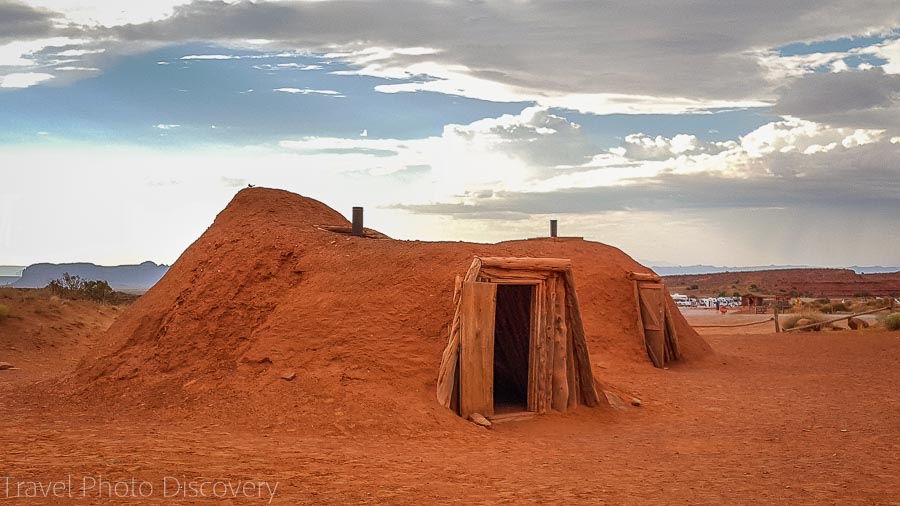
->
{"left": 438, "top": 257, "right": 600, "bottom": 418}
{"left": 628, "top": 272, "right": 681, "bottom": 368}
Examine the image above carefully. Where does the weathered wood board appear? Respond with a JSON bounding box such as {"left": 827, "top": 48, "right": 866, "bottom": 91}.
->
{"left": 459, "top": 281, "right": 497, "bottom": 417}
{"left": 637, "top": 283, "right": 666, "bottom": 368}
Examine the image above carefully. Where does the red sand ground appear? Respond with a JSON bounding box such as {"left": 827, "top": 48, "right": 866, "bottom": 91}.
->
{"left": 0, "top": 288, "right": 122, "bottom": 384}
{"left": 665, "top": 269, "right": 900, "bottom": 298}
{"left": 1, "top": 189, "right": 898, "bottom": 503}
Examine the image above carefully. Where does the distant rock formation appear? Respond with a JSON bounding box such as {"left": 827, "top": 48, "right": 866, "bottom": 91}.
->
{"left": 12, "top": 261, "right": 169, "bottom": 291}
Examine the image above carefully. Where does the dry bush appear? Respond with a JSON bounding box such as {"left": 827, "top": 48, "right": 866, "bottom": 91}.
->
{"left": 851, "top": 299, "right": 889, "bottom": 313}
{"left": 883, "top": 313, "right": 900, "bottom": 331}
{"left": 782, "top": 312, "right": 834, "bottom": 331}
{"left": 0, "top": 303, "right": 9, "bottom": 320}
{"left": 46, "top": 273, "right": 136, "bottom": 304}
{"left": 821, "top": 302, "right": 850, "bottom": 313}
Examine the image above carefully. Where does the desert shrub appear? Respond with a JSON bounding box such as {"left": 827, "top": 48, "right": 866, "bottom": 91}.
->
{"left": 883, "top": 313, "right": 900, "bottom": 331}
{"left": 0, "top": 303, "right": 9, "bottom": 320}
{"left": 851, "top": 299, "right": 889, "bottom": 312}
{"left": 47, "top": 273, "right": 116, "bottom": 303}
{"left": 821, "top": 302, "right": 850, "bottom": 313}
{"left": 689, "top": 284, "right": 699, "bottom": 290}
{"left": 782, "top": 312, "right": 834, "bottom": 331}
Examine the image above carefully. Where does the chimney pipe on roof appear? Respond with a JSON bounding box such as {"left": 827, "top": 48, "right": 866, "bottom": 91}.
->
{"left": 352, "top": 207, "right": 364, "bottom": 236}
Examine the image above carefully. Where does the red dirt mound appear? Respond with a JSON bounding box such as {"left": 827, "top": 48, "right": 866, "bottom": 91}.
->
{"left": 64, "top": 188, "right": 709, "bottom": 433}
{"left": 0, "top": 288, "right": 122, "bottom": 383}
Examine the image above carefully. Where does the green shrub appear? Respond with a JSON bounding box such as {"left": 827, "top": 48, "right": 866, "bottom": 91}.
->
{"left": 0, "top": 303, "right": 9, "bottom": 320}
{"left": 883, "top": 313, "right": 900, "bottom": 331}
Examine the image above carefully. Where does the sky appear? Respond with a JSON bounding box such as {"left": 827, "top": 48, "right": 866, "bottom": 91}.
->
{"left": 0, "top": 1, "right": 899, "bottom": 268}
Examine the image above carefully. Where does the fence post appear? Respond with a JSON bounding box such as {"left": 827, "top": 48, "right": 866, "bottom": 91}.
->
{"left": 773, "top": 304, "right": 781, "bottom": 333}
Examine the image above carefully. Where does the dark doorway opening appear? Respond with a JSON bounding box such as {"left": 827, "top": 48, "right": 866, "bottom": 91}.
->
{"left": 493, "top": 284, "right": 532, "bottom": 413}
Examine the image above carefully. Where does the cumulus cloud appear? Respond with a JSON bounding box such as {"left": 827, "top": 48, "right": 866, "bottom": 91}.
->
{"left": 391, "top": 109, "right": 897, "bottom": 220}
{"left": 277, "top": 106, "right": 594, "bottom": 187}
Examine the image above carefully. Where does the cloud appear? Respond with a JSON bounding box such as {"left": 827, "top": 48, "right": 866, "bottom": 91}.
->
{"left": 220, "top": 176, "right": 246, "bottom": 188}
{"left": 3, "top": 0, "right": 897, "bottom": 121}
{"left": 179, "top": 54, "right": 240, "bottom": 60}
{"left": 54, "top": 65, "right": 99, "bottom": 71}
{"left": 277, "top": 106, "right": 595, "bottom": 186}
{"left": 0, "top": 71, "right": 54, "bottom": 88}
{"left": 98, "top": 0, "right": 899, "bottom": 104}
{"left": 153, "top": 123, "right": 180, "bottom": 130}
{"left": 396, "top": 144, "right": 900, "bottom": 217}
{"left": 773, "top": 68, "right": 900, "bottom": 131}
{"left": 273, "top": 87, "right": 344, "bottom": 97}
{"left": 388, "top": 110, "right": 897, "bottom": 220}
{"left": 0, "top": 1, "right": 59, "bottom": 43}
{"left": 612, "top": 134, "right": 736, "bottom": 161}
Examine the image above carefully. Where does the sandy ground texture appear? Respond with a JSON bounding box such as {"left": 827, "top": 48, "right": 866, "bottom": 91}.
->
{"left": 1, "top": 300, "right": 899, "bottom": 504}
{"left": 0, "top": 332, "right": 897, "bottom": 504}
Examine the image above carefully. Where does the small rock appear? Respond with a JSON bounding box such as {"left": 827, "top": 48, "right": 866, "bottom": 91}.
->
{"left": 630, "top": 397, "right": 643, "bottom": 407}
{"left": 468, "top": 413, "right": 492, "bottom": 428}
{"left": 281, "top": 372, "right": 297, "bottom": 381}
{"left": 847, "top": 317, "right": 869, "bottom": 330}
{"left": 0, "top": 362, "right": 14, "bottom": 370}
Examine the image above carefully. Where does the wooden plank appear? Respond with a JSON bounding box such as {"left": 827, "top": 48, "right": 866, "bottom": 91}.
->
{"left": 541, "top": 275, "right": 557, "bottom": 412}
{"left": 566, "top": 314, "right": 578, "bottom": 410}
{"left": 479, "top": 278, "right": 542, "bottom": 286}
{"left": 479, "top": 257, "right": 572, "bottom": 272}
{"left": 631, "top": 280, "right": 650, "bottom": 354}
{"left": 527, "top": 282, "right": 541, "bottom": 412}
{"left": 627, "top": 271, "right": 662, "bottom": 282}
{"left": 479, "top": 267, "right": 550, "bottom": 281}
{"left": 638, "top": 283, "right": 666, "bottom": 368}
{"left": 437, "top": 258, "right": 484, "bottom": 409}
{"left": 563, "top": 269, "right": 599, "bottom": 407}
{"left": 664, "top": 301, "right": 680, "bottom": 360}
{"left": 459, "top": 281, "right": 497, "bottom": 418}
{"left": 551, "top": 273, "right": 569, "bottom": 412}
{"left": 489, "top": 412, "right": 536, "bottom": 424}
{"left": 436, "top": 307, "right": 462, "bottom": 408}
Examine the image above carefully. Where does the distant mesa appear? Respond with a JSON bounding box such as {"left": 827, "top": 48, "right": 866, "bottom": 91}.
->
{"left": 652, "top": 264, "right": 900, "bottom": 276}
{"left": 11, "top": 262, "right": 169, "bottom": 291}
